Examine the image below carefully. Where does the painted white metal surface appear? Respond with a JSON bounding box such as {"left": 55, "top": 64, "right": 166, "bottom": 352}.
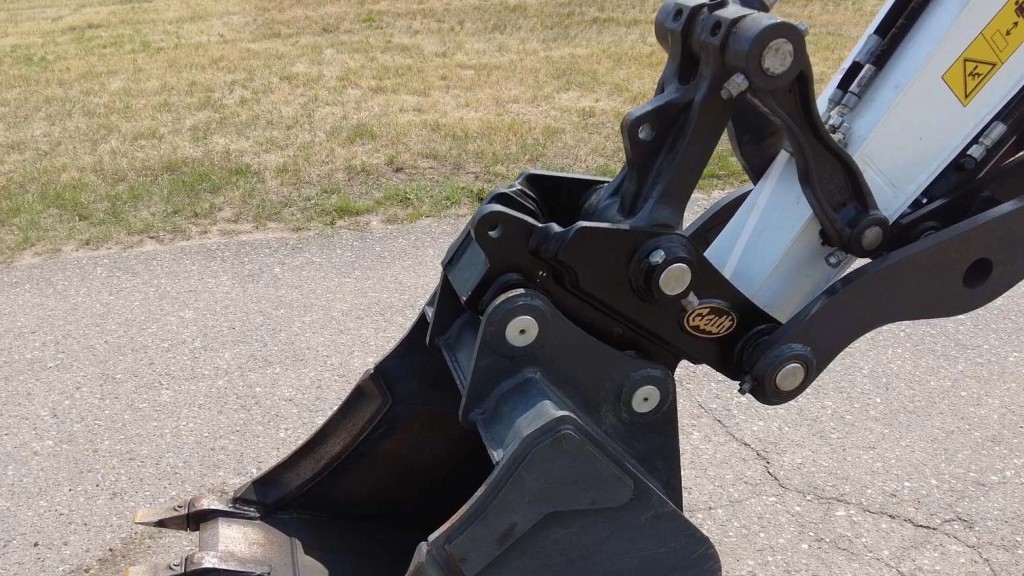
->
{"left": 705, "top": 0, "right": 1024, "bottom": 320}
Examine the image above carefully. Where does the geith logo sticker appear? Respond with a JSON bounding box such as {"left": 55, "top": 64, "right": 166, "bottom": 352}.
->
{"left": 684, "top": 305, "right": 737, "bottom": 338}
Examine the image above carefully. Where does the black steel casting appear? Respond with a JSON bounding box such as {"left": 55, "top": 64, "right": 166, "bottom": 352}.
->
{"left": 742, "top": 195, "right": 1024, "bottom": 405}
{"left": 584, "top": 0, "right": 888, "bottom": 257}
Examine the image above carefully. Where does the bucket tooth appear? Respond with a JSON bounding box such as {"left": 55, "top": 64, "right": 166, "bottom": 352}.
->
{"left": 127, "top": 552, "right": 270, "bottom": 576}
{"left": 134, "top": 496, "right": 259, "bottom": 532}
{"left": 125, "top": 556, "right": 186, "bottom": 576}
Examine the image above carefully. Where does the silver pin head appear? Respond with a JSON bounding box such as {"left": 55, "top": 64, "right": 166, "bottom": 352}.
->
{"left": 631, "top": 385, "right": 662, "bottom": 414}
{"left": 505, "top": 316, "right": 539, "bottom": 348}
{"left": 761, "top": 38, "right": 795, "bottom": 77}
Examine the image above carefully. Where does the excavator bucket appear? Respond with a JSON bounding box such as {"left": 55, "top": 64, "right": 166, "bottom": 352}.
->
{"left": 131, "top": 0, "right": 1024, "bottom": 573}
{"left": 129, "top": 239, "right": 722, "bottom": 576}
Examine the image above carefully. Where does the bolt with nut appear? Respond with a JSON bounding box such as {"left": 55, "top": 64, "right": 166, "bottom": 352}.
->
{"left": 721, "top": 73, "right": 750, "bottom": 100}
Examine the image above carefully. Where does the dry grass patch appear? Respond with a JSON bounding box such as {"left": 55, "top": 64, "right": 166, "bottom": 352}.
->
{"left": 0, "top": 0, "right": 883, "bottom": 260}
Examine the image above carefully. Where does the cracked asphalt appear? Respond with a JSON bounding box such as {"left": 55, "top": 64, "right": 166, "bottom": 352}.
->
{"left": 1, "top": 201, "right": 1022, "bottom": 575}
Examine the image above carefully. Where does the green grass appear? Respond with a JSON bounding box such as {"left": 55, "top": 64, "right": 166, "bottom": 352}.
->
{"left": 0, "top": 160, "right": 491, "bottom": 260}
{"left": 0, "top": 0, "right": 882, "bottom": 261}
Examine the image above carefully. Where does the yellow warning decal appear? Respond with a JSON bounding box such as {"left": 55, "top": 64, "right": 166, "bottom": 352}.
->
{"left": 943, "top": 0, "right": 1024, "bottom": 106}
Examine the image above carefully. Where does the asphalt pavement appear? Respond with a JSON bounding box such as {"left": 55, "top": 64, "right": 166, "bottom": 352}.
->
{"left": 1, "top": 206, "right": 1022, "bottom": 575}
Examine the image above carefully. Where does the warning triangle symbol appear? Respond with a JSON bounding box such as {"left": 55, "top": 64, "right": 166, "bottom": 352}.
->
{"left": 962, "top": 58, "right": 997, "bottom": 99}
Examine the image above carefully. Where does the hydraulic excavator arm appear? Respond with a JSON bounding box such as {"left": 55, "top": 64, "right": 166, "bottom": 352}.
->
{"left": 130, "top": 0, "right": 1024, "bottom": 574}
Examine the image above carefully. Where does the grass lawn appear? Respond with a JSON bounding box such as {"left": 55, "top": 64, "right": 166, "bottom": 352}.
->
{"left": 0, "top": 0, "right": 883, "bottom": 260}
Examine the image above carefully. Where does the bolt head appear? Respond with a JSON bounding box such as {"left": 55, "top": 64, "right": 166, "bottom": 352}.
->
{"left": 774, "top": 362, "right": 807, "bottom": 393}
{"left": 631, "top": 385, "right": 662, "bottom": 414}
{"left": 826, "top": 112, "right": 845, "bottom": 132}
{"left": 959, "top": 155, "right": 979, "bottom": 171}
{"left": 761, "top": 38, "right": 795, "bottom": 77}
{"left": 648, "top": 249, "right": 667, "bottom": 266}
{"left": 505, "top": 315, "right": 539, "bottom": 348}
{"left": 658, "top": 263, "right": 693, "bottom": 297}
{"left": 721, "top": 72, "right": 750, "bottom": 100}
